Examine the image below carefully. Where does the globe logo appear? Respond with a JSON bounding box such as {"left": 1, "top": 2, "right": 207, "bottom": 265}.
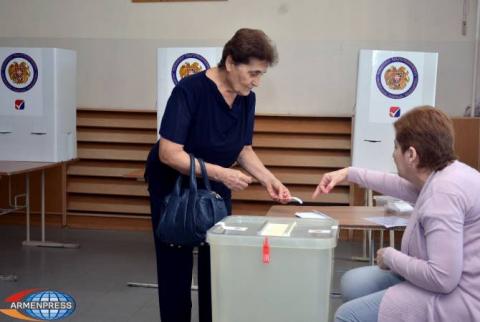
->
{"left": 24, "top": 290, "right": 76, "bottom": 320}
{"left": 0, "top": 289, "right": 76, "bottom": 321}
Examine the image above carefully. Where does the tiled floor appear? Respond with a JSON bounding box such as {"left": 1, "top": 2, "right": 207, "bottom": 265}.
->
{"left": 0, "top": 225, "right": 368, "bottom": 322}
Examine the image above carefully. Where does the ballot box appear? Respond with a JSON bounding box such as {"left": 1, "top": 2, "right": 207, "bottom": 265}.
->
{"left": 0, "top": 48, "right": 77, "bottom": 162}
{"left": 207, "top": 216, "right": 338, "bottom": 322}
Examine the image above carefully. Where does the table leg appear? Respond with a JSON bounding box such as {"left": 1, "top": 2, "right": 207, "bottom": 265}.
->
{"left": 41, "top": 169, "right": 45, "bottom": 243}
{"left": 61, "top": 162, "right": 67, "bottom": 227}
{"left": 369, "top": 229, "right": 375, "bottom": 266}
{"left": 362, "top": 230, "right": 367, "bottom": 256}
{"left": 390, "top": 230, "right": 395, "bottom": 248}
{"left": 22, "top": 169, "right": 79, "bottom": 248}
{"left": 351, "top": 230, "right": 370, "bottom": 262}
{"left": 25, "top": 174, "right": 30, "bottom": 242}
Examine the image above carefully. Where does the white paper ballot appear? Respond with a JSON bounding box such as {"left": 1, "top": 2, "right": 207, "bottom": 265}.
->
{"left": 260, "top": 223, "right": 288, "bottom": 236}
{"left": 365, "top": 216, "right": 409, "bottom": 228}
{"left": 295, "top": 211, "right": 331, "bottom": 220}
{"left": 215, "top": 221, "right": 248, "bottom": 232}
{"left": 260, "top": 222, "right": 296, "bottom": 237}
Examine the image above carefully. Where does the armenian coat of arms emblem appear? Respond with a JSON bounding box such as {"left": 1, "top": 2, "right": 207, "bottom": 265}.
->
{"left": 376, "top": 57, "right": 418, "bottom": 99}
{"left": 1, "top": 53, "right": 38, "bottom": 92}
{"left": 384, "top": 66, "right": 410, "bottom": 90}
{"left": 171, "top": 53, "right": 210, "bottom": 85}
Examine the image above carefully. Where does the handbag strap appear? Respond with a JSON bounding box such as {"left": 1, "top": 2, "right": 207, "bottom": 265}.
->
{"left": 188, "top": 154, "right": 197, "bottom": 192}
{"left": 197, "top": 158, "right": 212, "bottom": 191}
{"left": 172, "top": 154, "right": 197, "bottom": 196}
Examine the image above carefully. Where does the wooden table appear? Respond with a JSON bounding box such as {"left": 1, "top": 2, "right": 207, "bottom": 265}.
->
{"left": 267, "top": 206, "right": 407, "bottom": 265}
{"left": 267, "top": 206, "right": 399, "bottom": 228}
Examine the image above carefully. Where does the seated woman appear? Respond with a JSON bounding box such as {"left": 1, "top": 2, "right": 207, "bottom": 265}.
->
{"left": 313, "top": 106, "right": 480, "bottom": 322}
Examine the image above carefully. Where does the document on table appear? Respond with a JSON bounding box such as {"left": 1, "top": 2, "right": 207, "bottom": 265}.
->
{"left": 365, "top": 216, "right": 409, "bottom": 228}
{"left": 260, "top": 222, "right": 297, "bottom": 237}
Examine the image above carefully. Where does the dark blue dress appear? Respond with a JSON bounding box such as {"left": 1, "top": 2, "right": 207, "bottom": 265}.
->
{"left": 144, "top": 70, "right": 256, "bottom": 322}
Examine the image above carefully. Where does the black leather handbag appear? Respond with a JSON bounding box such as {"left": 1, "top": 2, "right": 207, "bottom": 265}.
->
{"left": 157, "top": 154, "right": 228, "bottom": 246}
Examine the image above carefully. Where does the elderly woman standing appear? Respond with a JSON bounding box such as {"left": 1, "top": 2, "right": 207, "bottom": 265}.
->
{"left": 145, "top": 28, "right": 291, "bottom": 322}
{"left": 313, "top": 106, "right": 480, "bottom": 322}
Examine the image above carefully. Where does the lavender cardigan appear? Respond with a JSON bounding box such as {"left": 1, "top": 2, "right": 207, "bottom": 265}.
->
{"left": 348, "top": 161, "right": 480, "bottom": 322}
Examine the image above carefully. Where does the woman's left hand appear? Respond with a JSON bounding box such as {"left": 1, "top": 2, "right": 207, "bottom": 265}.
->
{"left": 376, "top": 248, "right": 390, "bottom": 270}
{"left": 266, "top": 179, "right": 291, "bottom": 204}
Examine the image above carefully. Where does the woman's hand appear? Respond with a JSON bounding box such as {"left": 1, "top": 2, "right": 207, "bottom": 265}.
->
{"left": 265, "top": 178, "right": 291, "bottom": 204}
{"left": 312, "top": 167, "right": 349, "bottom": 198}
{"left": 376, "top": 248, "right": 390, "bottom": 270}
{"left": 219, "top": 168, "right": 253, "bottom": 191}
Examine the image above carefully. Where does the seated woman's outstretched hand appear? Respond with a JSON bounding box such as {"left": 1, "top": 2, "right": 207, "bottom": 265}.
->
{"left": 312, "top": 167, "right": 349, "bottom": 198}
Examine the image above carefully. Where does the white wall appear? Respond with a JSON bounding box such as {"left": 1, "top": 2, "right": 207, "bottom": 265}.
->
{"left": 0, "top": 0, "right": 477, "bottom": 116}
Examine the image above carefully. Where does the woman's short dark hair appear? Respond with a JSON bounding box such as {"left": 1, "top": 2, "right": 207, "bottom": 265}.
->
{"left": 218, "top": 28, "right": 278, "bottom": 68}
{"left": 394, "top": 106, "right": 456, "bottom": 171}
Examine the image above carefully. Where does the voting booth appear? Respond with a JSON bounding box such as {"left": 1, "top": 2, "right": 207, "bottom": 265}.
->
{"left": 156, "top": 47, "right": 222, "bottom": 134}
{"left": 0, "top": 48, "right": 77, "bottom": 162}
{"left": 352, "top": 50, "right": 438, "bottom": 172}
{"left": 207, "top": 216, "right": 338, "bottom": 322}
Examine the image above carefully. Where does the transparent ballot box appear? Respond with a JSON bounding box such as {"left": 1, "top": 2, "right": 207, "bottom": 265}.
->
{"left": 207, "top": 216, "right": 338, "bottom": 322}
